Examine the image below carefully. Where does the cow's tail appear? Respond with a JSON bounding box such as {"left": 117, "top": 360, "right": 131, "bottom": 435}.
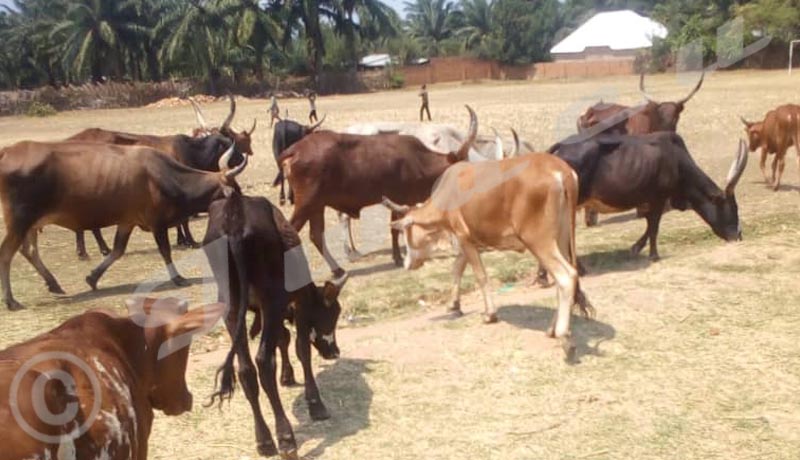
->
{"left": 208, "top": 192, "right": 249, "bottom": 408}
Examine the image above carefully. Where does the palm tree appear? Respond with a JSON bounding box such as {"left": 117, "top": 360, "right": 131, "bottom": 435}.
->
{"left": 282, "top": 0, "right": 398, "bottom": 82}
{"left": 223, "top": 0, "right": 281, "bottom": 81}
{"left": 404, "top": 0, "right": 461, "bottom": 56}
{"left": 157, "top": 0, "right": 232, "bottom": 93}
{"left": 328, "top": 0, "right": 399, "bottom": 67}
{"left": 50, "top": 0, "right": 147, "bottom": 82}
{"left": 457, "top": 0, "right": 492, "bottom": 50}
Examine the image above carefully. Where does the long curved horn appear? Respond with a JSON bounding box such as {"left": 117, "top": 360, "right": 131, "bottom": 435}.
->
{"left": 739, "top": 115, "right": 753, "bottom": 127}
{"left": 189, "top": 98, "right": 208, "bottom": 129}
{"left": 677, "top": 71, "right": 705, "bottom": 105}
{"left": 510, "top": 128, "right": 520, "bottom": 157}
{"left": 247, "top": 118, "right": 257, "bottom": 135}
{"left": 454, "top": 105, "right": 478, "bottom": 161}
{"left": 226, "top": 152, "right": 248, "bottom": 179}
{"left": 491, "top": 128, "right": 504, "bottom": 161}
{"left": 305, "top": 113, "right": 326, "bottom": 132}
{"left": 217, "top": 144, "right": 234, "bottom": 172}
{"left": 725, "top": 139, "right": 749, "bottom": 196}
{"left": 639, "top": 72, "right": 657, "bottom": 103}
{"left": 382, "top": 196, "right": 411, "bottom": 214}
{"left": 221, "top": 94, "right": 236, "bottom": 130}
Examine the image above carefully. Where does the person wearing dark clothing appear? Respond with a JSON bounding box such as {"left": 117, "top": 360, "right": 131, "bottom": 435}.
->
{"left": 419, "top": 84, "right": 431, "bottom": 121}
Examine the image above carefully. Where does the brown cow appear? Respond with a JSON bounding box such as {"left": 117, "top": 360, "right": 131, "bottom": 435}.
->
{"left": 0, "top": 297, "right": 225, "bottom": 460}
{"left": 740, "top": 104, "right": 800, "bottom": 190}
{"left": 577, "top": 72, "right": 705, "bottom": 226}
{"left": 0, "top": 141, "right": 247, "bottom": 310}
{"left": 279, "top": 106, "right": 478, "bottom": 275}
{"left": 68, "top": 95, "right": 256, "bottom": 256}
{"left": 383, "top": 153, "right": 593, "bottom": 360}
{"left": 578, "top": 72, "right": 705, "bottom": 135}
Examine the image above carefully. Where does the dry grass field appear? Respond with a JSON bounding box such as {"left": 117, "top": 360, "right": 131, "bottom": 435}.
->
{"left": 1, "top": 70, "right": 800, "bottom": 459}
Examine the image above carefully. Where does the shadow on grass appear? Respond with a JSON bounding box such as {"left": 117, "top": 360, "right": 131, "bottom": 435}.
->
{"left": 578, "top": 248, "right": 656, "bottom": 277}
{"left": 594, "top": 211, "right": 641, "bottom": 227}
{"left": 59, "top": 276, "right": 209, "bottom": 305}
{"left": 349, "top": 262, "right": 400, "bottom": 278}
{"left": 497, "top": 305, "right": 616, "bottom": 362}
{"left": 293, "top": 358, "right": 375, "bottom": 458}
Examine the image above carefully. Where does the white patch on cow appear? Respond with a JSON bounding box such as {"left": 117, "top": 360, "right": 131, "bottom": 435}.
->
{"left": 56, "top": 434, "right": 76, "bottom": 460}
{"left": 91, "top": 358, "right": 137, "bottom": 446}
{"left": 44, "top": 450, "right": 52, "bottom": 460}
{"left": 321, "top": 333, "right": 335, "bottom": 345}
{"left": 571, "top": 169, "right": 578, "bottom": 185}
{"left": 309, "top": 328, "right": 317, "bottom": 343}
{"left": 100, "top": 409, "right": 127, "bottom": 449}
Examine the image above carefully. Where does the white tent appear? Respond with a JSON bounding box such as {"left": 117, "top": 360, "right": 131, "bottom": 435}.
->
{"left": 551, "top": 10, "right": 667, "bottom": 59}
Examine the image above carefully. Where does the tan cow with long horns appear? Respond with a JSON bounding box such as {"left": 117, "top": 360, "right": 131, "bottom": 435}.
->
{"left": 383, "top": 152, "right": 594, "bottom": 360}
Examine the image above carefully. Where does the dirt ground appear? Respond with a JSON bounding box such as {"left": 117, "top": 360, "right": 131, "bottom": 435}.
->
{"left": 1, "top": 70, "right": 800, "bottom": 459}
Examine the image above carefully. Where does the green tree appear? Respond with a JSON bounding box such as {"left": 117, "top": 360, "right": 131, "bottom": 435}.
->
{"left": 736, "top": 0, "right": 800, "bottom": 43}
{"left": 492, "top": 0, "right": 562, "bottom": 64}
{"left": 50, "top": 0, "right": 149, "bottom": 82}
{"left": 404, "top": 0, "right": 463, "bottom": 56}
{"left": 457, "top": 0, "right": 493, "bottom": 51}
{"left": 157, "top": 0, "right": 233, "bottom": 93}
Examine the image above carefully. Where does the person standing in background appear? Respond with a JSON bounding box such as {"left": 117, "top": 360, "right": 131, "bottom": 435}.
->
{"left": 269, "top": 92, "right": 280, "bottom": 127}
{"left": 419, "top": 84, "right": 431, "bottom": 122}
{"left": 308, "top": 91, "right": 318, "bottom": 123}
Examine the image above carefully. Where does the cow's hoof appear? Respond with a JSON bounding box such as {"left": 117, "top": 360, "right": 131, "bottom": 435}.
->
{"left": 7, "top": 299, "right": 25, "bottom": 311}
{"left": 86, "top": 275, "right": 99, "bottom": 291}
{"left": 393, "top": 257, "right": 403, "bottom": 267}
{"left": 630, "top": 244, "right": 645, "bottom": 257}
{"left": 172, "top": 275, "right": 190, "bottom": 287}
{"left": 280, "top": 449, "right": 300, "bottom": 460}
{"left": 77, "top": 253, "right": 90, "bottom": 261}
{"left": 257, "top": 441, "right": 279, "bottom": 458}
{"left": 99, "top": 248, "right": 111, "bottom": 256}
{"left": 530, "top": 273, "right": 552, "bottom": 288}
{"left": 482, "top": 313, "right": 498, "bottom": 324}
{"left": 447, "top": 302, "right": 464, "bottom": 318}
{"left": 48, "top": 283, "right": 66, "bottom": 295}
{"left": 561, "top": 336, "right": 577, "bottom": 363}
{"left": 332, "top": 268, "right": 347, "bottom": 279}
{"left": 649, "top": 254, "right": 661, "bottom": 262}
{"left": 279, "top": 198, "right": 286, "bottom": 206}
{"left": 309, "top": 401, "right": 331, "bottom": 421}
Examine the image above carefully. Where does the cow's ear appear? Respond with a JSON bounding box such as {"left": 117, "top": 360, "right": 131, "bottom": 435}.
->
{"left": 167, "top": 303, "right": 226, "bottom": 338}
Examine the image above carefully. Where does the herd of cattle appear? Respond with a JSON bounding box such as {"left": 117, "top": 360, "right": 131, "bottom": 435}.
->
{"left": 0, "top": 73, "right": 798, "bottom": 459}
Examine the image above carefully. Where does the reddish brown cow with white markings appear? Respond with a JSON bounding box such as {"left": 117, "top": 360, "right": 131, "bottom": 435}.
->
{"left": 0, "top": 297, "right": 224, "bottom": 460}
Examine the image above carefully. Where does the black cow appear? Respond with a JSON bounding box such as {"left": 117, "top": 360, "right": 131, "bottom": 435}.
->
{"left": 203, "top": 180, "right": 345, "bottom": 459}
{"left": 272, "top": 116, "right": 326, "bottom": 205}
{"left": 549, "top": 133, "right": 747, "bottom": 262}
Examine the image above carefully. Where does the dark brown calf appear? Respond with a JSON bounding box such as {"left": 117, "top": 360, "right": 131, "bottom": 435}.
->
{"left": 203, "top": 183, "right": 345, "bottom": 459}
